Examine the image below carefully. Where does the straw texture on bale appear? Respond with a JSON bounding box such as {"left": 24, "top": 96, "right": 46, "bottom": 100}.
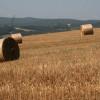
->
{"left": 0, "top": 37, "right": 20, "bottom": 61}
{"left": 10, "top": 33, "right": 22, "bottom": 44}
{"left": 80, "top": 24, "right": 94, "bottom": 36}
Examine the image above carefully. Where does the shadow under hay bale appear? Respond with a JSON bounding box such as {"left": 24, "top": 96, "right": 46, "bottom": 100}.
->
{"left": 80, "top": 24, "right": 94, "bottom": 36}
{"left": 10, "top": 33, "right": 22, "bottom": 44}
{"left": 0, "top": 37, "right": 20, "bottom": 61}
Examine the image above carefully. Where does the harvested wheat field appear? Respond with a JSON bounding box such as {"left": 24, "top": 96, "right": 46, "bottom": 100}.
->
{"left": 0, "top": 28, "right": 100, "bottom": 100}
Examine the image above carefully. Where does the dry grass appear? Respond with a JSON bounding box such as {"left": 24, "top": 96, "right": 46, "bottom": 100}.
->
{"left": 0, "top": 28, "right": 100, "bottom": 99}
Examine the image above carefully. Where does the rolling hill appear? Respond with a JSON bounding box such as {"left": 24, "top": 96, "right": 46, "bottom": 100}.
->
{"left": 0, "top": 17, "right": 100, "bottom": 36}
{"left": 0, "top": 28, "right": 100, "bottom": 99}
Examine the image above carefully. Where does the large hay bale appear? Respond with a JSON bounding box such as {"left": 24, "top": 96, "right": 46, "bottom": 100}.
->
{"left": 80, "top": 24, "right": 94, "bottom": 36}
{"left": 10, "top": 33, "right": 22, "bottom": 44}
{"left": 0, "top": 37, "right": 20, "bottom": 61}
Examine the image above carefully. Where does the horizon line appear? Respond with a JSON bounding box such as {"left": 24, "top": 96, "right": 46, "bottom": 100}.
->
{"left": 0, "top": 16, "right": 99, "bottom": 21}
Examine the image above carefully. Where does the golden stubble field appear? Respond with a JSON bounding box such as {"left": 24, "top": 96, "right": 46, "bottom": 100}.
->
{"left": 0, "top": 28, "right": 100, "bottom": 100}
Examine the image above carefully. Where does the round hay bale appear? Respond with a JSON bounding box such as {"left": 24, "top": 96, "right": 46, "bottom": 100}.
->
{"left": 0, "top": 37, "right": 20, "bottom": 61}
{"left": 10, "top": 33, "right": 22, "bottom": 44}
{"left": 80, "top": 24, "right": 94, "bottom": 35}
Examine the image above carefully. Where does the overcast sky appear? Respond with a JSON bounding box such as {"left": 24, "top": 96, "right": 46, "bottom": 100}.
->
{"left": 0, "top": 0, "right": 100, "bottom": 20}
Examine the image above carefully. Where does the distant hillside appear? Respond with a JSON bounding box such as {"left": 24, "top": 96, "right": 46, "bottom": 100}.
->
{"left": 0, "top": 17, "right": 83, "bottom": 26}
{"left": 0, "top": 17, "right": 100, "bottom": 36}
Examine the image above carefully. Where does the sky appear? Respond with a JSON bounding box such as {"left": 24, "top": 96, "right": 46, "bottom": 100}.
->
{"left": 0, "top": 0, "right": 100, "bottom": 20}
